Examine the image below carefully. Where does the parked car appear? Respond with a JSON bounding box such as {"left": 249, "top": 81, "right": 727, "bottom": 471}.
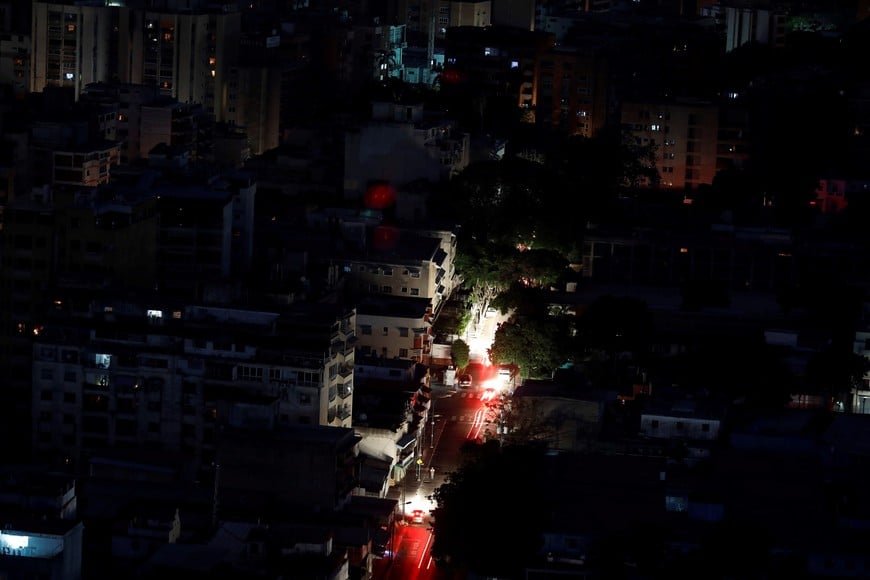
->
{"left": 458, "top": 374, "right": 473, "bottom": 388}
{"left": 410, "top": 509, "right": 425, "bottom": 524}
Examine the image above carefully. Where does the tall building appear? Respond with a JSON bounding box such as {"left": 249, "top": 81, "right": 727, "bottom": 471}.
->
{"left": 620, "top": 97, "right": 719, "bottom": 190}
{"left": 444, "top": 25, "right": 554, "bottom": 105}
{"left": 393, "top": 0, "right": 491, "bottom": 43}
{"left": 154, "top": 172, "right": 255, "bottom": 297}
{"left": 0, "top": 31, "right": 30, "bottom": 97}
{"left": 30, "top": 1, "right": 116, "bottom": 97}
{"left": 31, "top": 0, "right": 241, "bottom": 121}
{"left": 536, "top": 43, "right": 611, "bottom": 136}
{"left": 226, "top": 64, "right": 281, "bottom": 156}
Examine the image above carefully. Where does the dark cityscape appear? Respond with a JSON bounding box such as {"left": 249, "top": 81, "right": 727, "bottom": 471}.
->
{"left": 1, "top": 0, "right": 870, "bottom": 578}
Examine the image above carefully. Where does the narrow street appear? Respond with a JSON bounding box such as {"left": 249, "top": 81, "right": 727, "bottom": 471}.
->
{"left": 374, "top": 308, "right": 508, "bottom": 579}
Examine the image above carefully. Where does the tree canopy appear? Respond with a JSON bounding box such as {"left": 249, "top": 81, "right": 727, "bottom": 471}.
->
{"left": 489, "top": 317, "right": 566, "bottom": 378}
{"left": 431, "top": 441, "right": 547, "bottom": 577}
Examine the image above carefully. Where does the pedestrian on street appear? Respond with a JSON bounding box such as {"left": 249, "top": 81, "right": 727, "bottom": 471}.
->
{"left": 429, "top": 466, "right": 435, "bottom": 479}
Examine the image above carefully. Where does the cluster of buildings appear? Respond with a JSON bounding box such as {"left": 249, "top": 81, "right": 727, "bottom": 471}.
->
{"left": 0, "top": 0, "right": 868, "bottom": 578}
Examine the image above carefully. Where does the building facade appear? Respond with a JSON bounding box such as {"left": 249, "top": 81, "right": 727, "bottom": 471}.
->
{"left": 356, "top": 296, "right": 434, "bottom": 362}
{"left": 31, "top": 300, "right": 356, "bottom": 476}
{"left": 31, "top": 0, "right": 240, "bottom": 120}
{"left": 620, "top": 97, "right": 719, "bottom": 190}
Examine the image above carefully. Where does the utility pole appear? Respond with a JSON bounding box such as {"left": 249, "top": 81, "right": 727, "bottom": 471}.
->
{"left": 212, "top": 463, "right": 220, "bottom": 530}
{"left": 430, "top": 396, "right": 436, "bottom": 448}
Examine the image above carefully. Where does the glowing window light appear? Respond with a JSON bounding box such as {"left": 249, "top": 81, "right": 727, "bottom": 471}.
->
{"left": 1, "top": 534, "right": 29, "bottom": 550}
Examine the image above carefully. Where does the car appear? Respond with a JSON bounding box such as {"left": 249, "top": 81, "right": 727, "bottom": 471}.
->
{"left": 458, "top": 374, "right": 473, "bottom": 388}
{"left": 481, "top": 387, "right": 496, "bottom": 401}
{"left": 410, "top": 509, "right": 425, "bottom": 524}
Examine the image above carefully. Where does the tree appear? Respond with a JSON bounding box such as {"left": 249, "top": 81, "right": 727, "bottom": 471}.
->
{"left": 431, "top": 442, "right": 547, "bottom": 577}
{"left": 451, "top": 339, "right": 470, "bottom": 370}
{"left": 490, "top": 318, "right": 566, "bottom": 378}
{"left": 506, "top": 249, "right": 568, "bottom": 289}
{"left": 491, "top": 282, "right": 549, "bottom": 319}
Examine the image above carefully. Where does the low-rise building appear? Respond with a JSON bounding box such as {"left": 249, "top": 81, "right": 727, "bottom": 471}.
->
{"left": 510, "top": 378, "right": 615, "bottom": 452}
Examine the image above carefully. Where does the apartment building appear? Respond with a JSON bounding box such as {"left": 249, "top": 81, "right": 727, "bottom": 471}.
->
{"left": 343, "top": 100, "right": 470, "bottom": 200}
{"left": 30, "top": 1, "right": 115, "bottom": 97}
{"left": 225, "top": 64, "right": 281, "bottom": 156}
{"left": 393, "top": 0, "right": 490, "bottom": 42}
{"left": 443, "top": 25, "right": 554, "bottom": 111}
{"left": 80, "top": 83, "right": 159, "bottom": 164}
{"left": 26, "top": 97, "right": 122, "bottom": 189}
{"left": 536, "top": 43, "right": 611, "bottom": 137}
{"left": 140, "top": 100, "right": 202, "bottom": 160}
{"left": 217, "top": 424, "right": 362, "bottom": 514}
{"left": 620, "top": 97, "right": 719, "bottom": 190}
{"left": 31, "top": 0, "right": 240, "bottom": 120}
{"left": 0, "top": 31, "right": 30, "bottom": 97}
{"left": 31, "top": 299, "right": 357, "bottom": 476}
{"left": 339, "top": 228, "right": 457, "bottom": 313}
{"left": 356, "top": 295, "right": 434, "bottom": 363}
{"left": 154, "top": 171, "right": 255, "bottom": 296}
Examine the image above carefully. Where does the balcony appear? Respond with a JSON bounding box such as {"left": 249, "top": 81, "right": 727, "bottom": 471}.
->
{"left": 337, "top": 406, "right": 351, "bottom": 420}
{"left": 338, "top": 384, "right": 353, "bottom": 399}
